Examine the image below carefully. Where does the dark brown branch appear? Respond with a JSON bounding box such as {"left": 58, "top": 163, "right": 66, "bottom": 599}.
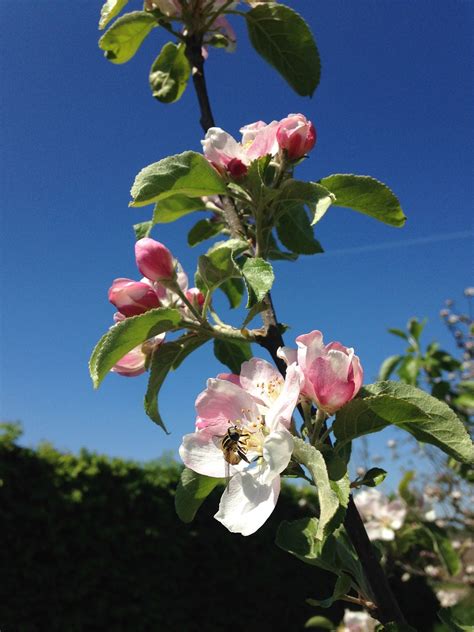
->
{"left": 185, "top": 40, "right": 406, "bottom": 626}
{"left": 184, "top": 34, "right": 215, "bottom": 133}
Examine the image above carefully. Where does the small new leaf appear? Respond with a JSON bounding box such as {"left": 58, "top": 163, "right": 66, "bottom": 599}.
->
{"left": 241, "top": 257, "right": 274, "bottom": 307}
{"left": 99, "top": 12, "right": 157, "bottom": 64}
{"left": 352, "top": 467, "right": 387, "bottom": 488}
{"left": 149, "top": 42, "right": 191, "bottom": 103}
{"left": 245, "top": 4, "right": 321, "bottom": 96}
{"left": 99, "top": 0, "right": 128, "bottom": 30}
{"left": 130, "top": 151, "right": 226, "bottom": 207}
{"left": 175, "top": 468, "right": 224, "bottom": 523}
{"left": 319, "top": 174, "right": 406, "bottom": 227}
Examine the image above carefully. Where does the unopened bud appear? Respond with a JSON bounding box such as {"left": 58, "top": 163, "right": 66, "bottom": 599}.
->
{"left": 135, "top": 238, "right": 176, "bottom": 282}
{"left": 276, "top": 113, "right": 316, "bottom": 160}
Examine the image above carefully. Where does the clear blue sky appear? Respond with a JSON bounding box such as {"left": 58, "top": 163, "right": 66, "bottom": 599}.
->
{"left": 1, "top": 1, "right": 473, "bottom": 478}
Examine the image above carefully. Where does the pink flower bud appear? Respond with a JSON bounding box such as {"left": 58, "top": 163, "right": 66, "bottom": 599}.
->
{"left": 278, "top": 330, "right": 363, "bottom": 414}
{"left": 111, "top": 334, "right": 165, "bottom": 377}
{"left": 135, "top": 238, "right": 175, "bottom": 282}
{"left": 185, "top": 288, "right": 205, "bottom": 308}
{"left": 108, "top": 278, "right": 161, "bottom": 317}
{"left": 276, "top": 113, "right": 316, "bottom": 160}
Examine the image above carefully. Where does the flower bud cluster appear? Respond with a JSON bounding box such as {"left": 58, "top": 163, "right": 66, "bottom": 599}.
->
{"left": 144, "top": 0, "right": 237, "bottom": 53}
{"left": 202, "top": 113, "right": 316, "bottom": 178}
{"left": 108, "top": 237, "right": 204, "bottom": 376}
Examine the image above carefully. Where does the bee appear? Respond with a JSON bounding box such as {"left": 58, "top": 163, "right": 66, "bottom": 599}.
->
{"left": 221, "top": 425, "right": 251, "bottom": 466}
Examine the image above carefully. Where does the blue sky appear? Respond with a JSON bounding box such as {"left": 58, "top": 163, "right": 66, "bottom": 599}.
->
{"left": 1, "top": 1, "right": 472, "bottom": 481}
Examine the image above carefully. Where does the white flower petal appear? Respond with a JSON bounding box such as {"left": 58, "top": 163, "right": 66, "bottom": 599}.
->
{"left": 260, "top": 429, "right": 294, "bottom": 484}
{"left": 276, "top": 345, "right": 297, "bottom": 366}
{"left": 214, "top": 472, "right": 280, "bottom": 536}
{"left": 239, "top": 357, "right": 283, "bottom": 407}
{"left": 265, "top": 363, "right": 304, "bottom": 431}
{"left": 179, "top": 430, "right": 244, "bottom": 478}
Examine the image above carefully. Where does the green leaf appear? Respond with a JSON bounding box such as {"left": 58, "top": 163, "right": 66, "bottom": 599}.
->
{"left": 396, "top": 356, "right": 420, "bottom": 385}
{"left": 188, "top": 219, "right": 224, "bottom": 246}
{"left": 133, "top": 221, "right": 152, "bottom": 240}
{"left": 245, "top": 3, "right": 321, "bottom": 97}
{"left": 153, "top": 195, "right": 206, "bottom": 224}
{"left": 333, "top": 381, "right": 474, "bottom": 464}
{"left": 306, "top": 573, "right": 352, "bottom": 608}
{"left": 354, "top": 467, "right": 387, "bottom": 488}
{"left": 213, "top": 338, "right": 252, "bottom": 374}
{"left": 89, "top": 308, "right": 182, "bottom": 388}
{"left": 292, "top": 438, "right": 340, "bottom": 540}
{"left": 130, "top": 151, "right": 226, "bottom": 207}
{"left": 241, "top": 257, "right": 274, "bottom": 307}
{"left": 319, "top": 174, "right": 406, "bottom": 227}
{"left": 175, "top": 467, "right": 224, "bottom": 523}
{"left": 378, "top": 355, "right": 403, "bottom": 381}
{"left": 388, "top": 328, "right": 409, "bottom": 340}
{"left": 276, "top": 205, "right": 324, "bottom": 255}
{"left": 408, "top": 317, "right": 426, "bottom": 342}
{"left": 219, "top": 277, "right": 245, "bottom": 309}
{"left": 149, "top": 42, "right": 191, "bottom": 103}
{"left": 277, "top": 179, "right": 334, "bottom": 226}
{"left": 304, "top": 616, "right": 334, "bottom": 630}
{"left": 144, "top": 335, "right": 209, "bottom": 431}
{"left": 198, "top": 239, "right": 248, "bottom": 292}
{"left": 437, "top": 607, "right": 473, "bottom": 632}
{"left": 98, "top": 0, "right": 128, "bottom": 30}
{"left": 422, "top": 523, "right": 461, "bottom": 576}
{"left": 276, "top": 519, "right": 369, "bottom": 595}
{"left": 276, "top": 517, "right": 338, "bottom": 571}
{"left": 99, "top": 12, "right": 157, "bottom": 64}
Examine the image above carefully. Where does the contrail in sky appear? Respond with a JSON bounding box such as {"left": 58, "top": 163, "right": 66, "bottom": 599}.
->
{"left": 324, "top": 230, "right": 473, "bottom": 257}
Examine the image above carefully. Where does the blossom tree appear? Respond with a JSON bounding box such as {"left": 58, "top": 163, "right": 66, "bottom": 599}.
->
{"left": 91, "top": 1, "right": 474, "bottom": 628}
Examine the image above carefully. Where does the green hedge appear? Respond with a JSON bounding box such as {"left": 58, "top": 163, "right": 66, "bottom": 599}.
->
{"left": 0, "top": 424, "right": 439, "bottom": 631}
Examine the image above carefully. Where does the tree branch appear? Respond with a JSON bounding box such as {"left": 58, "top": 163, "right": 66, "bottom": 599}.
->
{"left": 185, "top": 39, "right": 406, "bottom": 626}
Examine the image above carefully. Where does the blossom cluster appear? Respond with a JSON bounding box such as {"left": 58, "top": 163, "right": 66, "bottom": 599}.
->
{"left": 180, "top": 331, "right": 363, "bottom": 535}
{"left": 144, "top": 0, "right": 237, "bottom": 52}
{"left": 108, "top": 238, "right": 204, "bottom": 376}
{"left": 202, "top": 113, "right": 316, "bottom": 178}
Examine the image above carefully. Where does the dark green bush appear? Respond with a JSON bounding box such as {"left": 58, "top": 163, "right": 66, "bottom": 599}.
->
{"left": 0, "top": 423, "right": 444, "bottom": 631}
{"left": 0, "top": 423, "right": 339, "bottom": 631}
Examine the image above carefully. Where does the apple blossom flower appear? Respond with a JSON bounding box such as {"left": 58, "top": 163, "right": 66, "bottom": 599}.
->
{"left": 354, "top": 489, "right": 406, "bottom": 541}
{"left": 436, "top": 589, "right": 461, "bottom": 608}
{"left": 179, "top": 358, "right": 304, "bottom": 535}
{"left": 276, "top": 113, "right": 316, "bottom": 160}
{"left": 135, "top": 237, "right": 176, "bottom": 282}
{"left": 108, "top": 277, "right": 161, "bottom": 317}
{"left": 202, "top": 114, "right": 315, "bottom": 178}
{"left": 111, "top": 333, "right": 165, "bottom": 377}
{"left": 278, "top": 330, "right": 363, "bottom": 415}
{"left": 340, "top": 609, "right": 378, "bottom": 632}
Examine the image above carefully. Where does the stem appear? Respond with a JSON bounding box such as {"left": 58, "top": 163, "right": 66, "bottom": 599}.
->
{"left": 186, "top": 40, "right": 406, "bottom": 626}
{"left": 184, "top": 33, "right": 215, "bottom": 132}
